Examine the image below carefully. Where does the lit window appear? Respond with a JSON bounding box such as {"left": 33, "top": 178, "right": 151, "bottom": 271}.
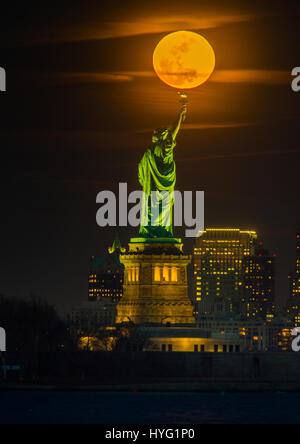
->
{"left": 154, "top": 266, "right": 160, "bottom": 282}
{"left": 163, "top": 266, "right": 170, "bottom": 282}
{"left": 171, "top": 267, "right": 178, "bottom": 282}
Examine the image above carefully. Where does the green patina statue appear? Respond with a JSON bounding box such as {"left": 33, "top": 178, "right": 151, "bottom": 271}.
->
{"left": 138, "top": 102, "right": 187, "bottom": 239}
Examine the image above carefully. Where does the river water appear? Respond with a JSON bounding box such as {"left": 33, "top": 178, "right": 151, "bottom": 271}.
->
{"left": 0, "top": 391, "right": 299, "bottom": 424}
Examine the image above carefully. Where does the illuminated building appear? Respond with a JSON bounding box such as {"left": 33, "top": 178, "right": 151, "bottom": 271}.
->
{"left": 70, "top": 299, "right": 117, "bottom": 334}
{"left": 69, "top": 237, "right": 124, "bottom": 346}
{"left": 88, "top": 236, "right": 124, "bottom": 302}
{"left": 140, "top": 327, "right": 244, "bottom": 353}
{"left": 196, "top": 313, "right": 292, "bottom": 352}
{"left": 193, "top": 229, "right": 257, "bottom": 317}
{"left": 116, "top": 240, "right": 195, "bottom": 325}
{"left": 286, "top": 230, "right": 300, "bottom": 326}
{"left": 70, "top": 297, "right": 117, "bottom": 351}
{"left": 243, "top": 245, "right": 276, "bottom": 320}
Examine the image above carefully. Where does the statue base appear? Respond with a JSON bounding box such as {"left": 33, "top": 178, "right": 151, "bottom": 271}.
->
{"left": 129, "top": 238, "right": 183, "bottom": 254}
{"left": 115, "top": 240, "right": 195, "bottom": 326}
{"left": 130, "top": 237, "right": 182, "bottom": 244}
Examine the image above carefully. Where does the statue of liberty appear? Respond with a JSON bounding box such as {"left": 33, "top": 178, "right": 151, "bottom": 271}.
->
{"left": 138, "top": 101, "right": 187, "bottom": 239}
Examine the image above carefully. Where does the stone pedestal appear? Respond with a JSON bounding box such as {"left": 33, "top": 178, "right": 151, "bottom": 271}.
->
{"left": 116, "top": 239, "right": 195, "bottom": 326}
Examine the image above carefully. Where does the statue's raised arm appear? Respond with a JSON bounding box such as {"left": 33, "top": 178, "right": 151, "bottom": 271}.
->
{"left": 169, "top": 104, "right": 187, "bottom": 141}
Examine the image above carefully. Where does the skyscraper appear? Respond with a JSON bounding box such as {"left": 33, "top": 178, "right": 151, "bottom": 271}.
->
{"left": 193, "top": 229, "right": 257, "bottom": 317}
{"left": 70, "top": 237, "right": 125, "bottom": 344}
{"left": 243, "top": 244, "right": 276, "bottom": 320}
{"left": 88, "top": 236, "right": 125, "bottom": 302}
{"left": 286, "top": 230, "right": 300, "bottom": 325}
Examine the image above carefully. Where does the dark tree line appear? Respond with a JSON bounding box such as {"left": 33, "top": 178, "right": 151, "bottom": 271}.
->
{"left": 0, "top": 295, "right": 73, "bottom": 353}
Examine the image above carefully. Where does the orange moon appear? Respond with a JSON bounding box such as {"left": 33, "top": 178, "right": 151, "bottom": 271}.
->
{"left": 153, "top": 31, "right": 216, "bottom": 90}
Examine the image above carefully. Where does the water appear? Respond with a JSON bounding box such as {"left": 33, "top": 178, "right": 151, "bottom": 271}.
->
{"left": 0, "top": 391, "right": 299, "bottom": 424}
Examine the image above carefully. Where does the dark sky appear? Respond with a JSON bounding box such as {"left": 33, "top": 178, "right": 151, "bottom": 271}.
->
{"left": 0, "top": 0, "right": 299, "bottom": 313}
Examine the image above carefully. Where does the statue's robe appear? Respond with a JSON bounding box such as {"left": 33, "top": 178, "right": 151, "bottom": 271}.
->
{"left": 138, "top": 139, "right": 176, "bottom": 238}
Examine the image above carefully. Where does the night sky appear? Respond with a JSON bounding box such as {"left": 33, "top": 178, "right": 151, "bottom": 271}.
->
{"left": 0, "top": 0, "right": 299, "bottom": 313}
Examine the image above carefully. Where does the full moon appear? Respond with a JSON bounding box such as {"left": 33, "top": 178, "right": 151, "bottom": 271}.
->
{"left": 153, "top": 31, "right": 216, "bottom": 90}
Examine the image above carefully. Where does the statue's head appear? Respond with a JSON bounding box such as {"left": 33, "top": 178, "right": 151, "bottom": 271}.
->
{"left": 152, "top": 127, "right": 173, "bottom": 148}
{"left": 152, "top": 127, "right": 168, "bottom": 143}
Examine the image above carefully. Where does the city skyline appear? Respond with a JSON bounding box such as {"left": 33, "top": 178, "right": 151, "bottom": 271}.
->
{"left": 0, "top": 0, "right": 299, "bottom": 313}
{"left": 78, "top": 227, "right": 297, "bottom": 321}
